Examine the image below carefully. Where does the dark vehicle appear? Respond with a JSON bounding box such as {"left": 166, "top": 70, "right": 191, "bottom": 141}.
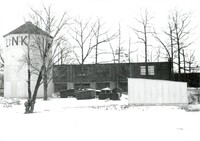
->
{"left": 75, "top": 89, "right": 96, "bottom": 100}
{"left": 60, "top": 89, "right": 76, "bottom": 98}
{"left": 99, "top": 87, "right": 121, "bottom": 100}
{"left": 95, "top": 90, "right": 101, "bottom": 97}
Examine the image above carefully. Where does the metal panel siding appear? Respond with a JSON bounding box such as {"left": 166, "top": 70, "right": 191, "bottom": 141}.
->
{"left": 4, "top": 82, "right": 11, "bottom": 98}
{"left": 151, "top": 80, "right": 157, "bottom": 103}
{"left": 128, "top": 78, "right": 188, "bottom": 105}
{"left": 128, "top": 79, "right": 136, "bottom": 104}
{"left": 163, "top": 81, "right": 169, "bottom": 103}
{"left": 169, "top": 82, "right": 175, "bottom": 103}
{"left": 139, "top": 79, "right": 145, "bottom": 103}
{"left": 157, "top": 81, "right": 163, "bottom": 103}
{"left": 146, "top": 80, "right": 152, "bottom": 103}
{"left": 174, "top": 82, "right": 179, "bottom": 103}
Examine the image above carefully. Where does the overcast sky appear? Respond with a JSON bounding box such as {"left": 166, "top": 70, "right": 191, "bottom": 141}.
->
{"left": 1, "top": 0, "right": 200, "bottom": 63}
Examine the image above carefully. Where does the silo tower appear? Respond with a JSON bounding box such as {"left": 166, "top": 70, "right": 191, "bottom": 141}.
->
{"left": 3, "top": 22, "right": 53, "bottom": 98}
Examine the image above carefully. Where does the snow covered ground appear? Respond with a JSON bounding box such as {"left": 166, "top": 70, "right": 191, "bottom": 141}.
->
{"left": 0, "top": 95, "right": 200, "bottom": 141}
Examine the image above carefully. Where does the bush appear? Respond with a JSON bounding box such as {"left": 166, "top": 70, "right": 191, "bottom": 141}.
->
{"left": 188, "top": 94, "right": 199, "bottom": 104}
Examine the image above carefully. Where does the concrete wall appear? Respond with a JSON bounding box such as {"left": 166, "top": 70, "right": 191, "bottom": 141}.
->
{"left": 128, "top": 78, "right": 188, "bottom": 106}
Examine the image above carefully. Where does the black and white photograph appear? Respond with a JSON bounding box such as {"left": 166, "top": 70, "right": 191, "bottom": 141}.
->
{"left": 0, "top": 0, "right": 200, "bottom": 141}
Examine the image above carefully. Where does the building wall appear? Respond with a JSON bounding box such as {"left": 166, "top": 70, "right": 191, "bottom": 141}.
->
{"left": 174, "top": 73, "right": 200, "bottom": 87}
{"left": 53, "top": 62, "right": 171, "bottom": 92}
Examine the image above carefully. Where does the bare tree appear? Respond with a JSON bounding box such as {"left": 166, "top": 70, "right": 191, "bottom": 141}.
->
{"left": 69, "top": 18, "right": 97, "bottom": 89}
{"left": 186, "top": 50, "right": 196, "bottom": 72}
{"left": 130, "top": 9, "right": 153, "bottom": 76}
{"left": 182, "top": 49, "right": 196, "bottom": 73}
{"left": 152, "top": 10, "right": 194, "bottom": 80}
{"left": 69, "top": 17, "right": 116, "bottom": 88}
{"left": 126, "top": 36, "right": 137, "bottom": 78}
{"left": 70, "top": 17, "right": 116, "bottom": 65}
{"left": 110, "top": 24, "right": 127, "bottom": 88}
{"left": 93, "top": 18, "right": 117, "bottom": 64}
{"left": 108, "top": 36, "right": 116, "bottom": 63}
{"left": 169, "top": 9, "right": 194, "bottom": 80}
{"left": 107, "top": 24, "right": 124, "bottom": 64}
{"left": 70, "top": 18, "right": 97, "bottom": 65}
{"left": 116, "top": 23, "right": 123, "bottom": 88}
{"left": 126, "top": 36, "right": 137, "bottom": 63}
{"left": 57, "top": 41, "right": 73, "bottom": 65}
{"left": 24, "top": 5, "right": 70, "bottom": 113}
{"left": 152, "top": 24, "right": 175, "bottom": 80}
{"left": 22, "top": 32, "right": 32, "bottom": 107}
{"left": 152, "top": 27, "right": 172, "bottom": 60}
{"left": 115, "top": 23, "right": 126, "bottom": 63}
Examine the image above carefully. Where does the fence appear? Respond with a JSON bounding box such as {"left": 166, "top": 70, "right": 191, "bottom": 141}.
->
{"left": 128, "top": 78, "right": 188, "bottom": 106}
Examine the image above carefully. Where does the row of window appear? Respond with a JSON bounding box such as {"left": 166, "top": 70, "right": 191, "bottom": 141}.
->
{"left": 55, "top": 65, "right": 155, "bottom": 78}
{"left": 75, "top": 65, "right": 155, "bottom": 76}
{"left": 140, "top": 66, "right": 155, "bottom": 75}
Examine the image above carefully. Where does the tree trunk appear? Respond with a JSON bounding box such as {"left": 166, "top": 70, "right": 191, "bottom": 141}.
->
{"left": 25, "top": 68, "right": 32, "bottom": 114}
{"left": 28, "top": 64, "right": 31, "bottom": 101}
{"left": 25, "top": 44, "right": 32, "bottom": 114}
{"left": 177, "top": 41, "right": 181, "bottom": 81}
{"left": 144, "top": 25, "right": 148, "bottom": 78}
{"left": 80, "top": 64, "right": 84, "bottom": 90}
{"left": 30, "top": 69, "right": 43, "bottom": 112}
{"left": 43, "top": 48, "right": 48, "bottom": 100}
{"left": 183, "top": 50, "right": 186, "bottom": 73}
{"left": 43, "top": 70, "right": 48, "bottom": 100}
{"left": 25, "top": 66, "right": 44, "bottom": 114}
{"left": 95, "top": 43, "right": 99, "bottom": 64}
{"left": 175, "top": 23, "right": 181, "bottom": 81}
{"left": 170, "top": 28, "right": 174, "bottom": 80}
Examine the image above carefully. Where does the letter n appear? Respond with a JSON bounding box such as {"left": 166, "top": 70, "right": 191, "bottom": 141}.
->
{"left": 12, "top": 37, "right": 18, "bottom": 46}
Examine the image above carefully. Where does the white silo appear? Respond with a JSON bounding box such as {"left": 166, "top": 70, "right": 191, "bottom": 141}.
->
{"left": 3, "top": 22, "right": 53, "bottom": 98}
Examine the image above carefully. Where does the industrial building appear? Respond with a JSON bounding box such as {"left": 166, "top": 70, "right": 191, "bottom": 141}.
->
{"left": 53, "top": 61, "right": 172, "bottom": 93}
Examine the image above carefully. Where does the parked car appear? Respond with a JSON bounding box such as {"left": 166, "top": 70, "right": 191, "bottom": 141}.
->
{"left": 95, "top": 89, "right": 101, "bottom": 97}
{"left": 99, "top": 87, "right": 121, "bottom": 100}
{"left": 60, "top": 89, "right": 76, "bottom": 98}
{"left": 75, "top": 88, "right": 96, "bottom": 100}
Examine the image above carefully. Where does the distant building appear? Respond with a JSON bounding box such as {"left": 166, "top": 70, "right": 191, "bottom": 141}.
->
{"left": 3, "top": 22, "right": 53, "bottom": 98}
{"left": 53, "top": 62, "right": 172, "bottom": 92}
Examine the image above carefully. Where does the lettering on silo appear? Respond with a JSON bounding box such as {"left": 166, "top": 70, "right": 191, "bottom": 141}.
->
{"left": 6, "top": 36, "right": 28, "bottom": 47}
{"left": 12, "top": 36, "right": 18, "bottom": 46}
{"left": 21, "top": 36, "right": 27, "bottom": 45}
